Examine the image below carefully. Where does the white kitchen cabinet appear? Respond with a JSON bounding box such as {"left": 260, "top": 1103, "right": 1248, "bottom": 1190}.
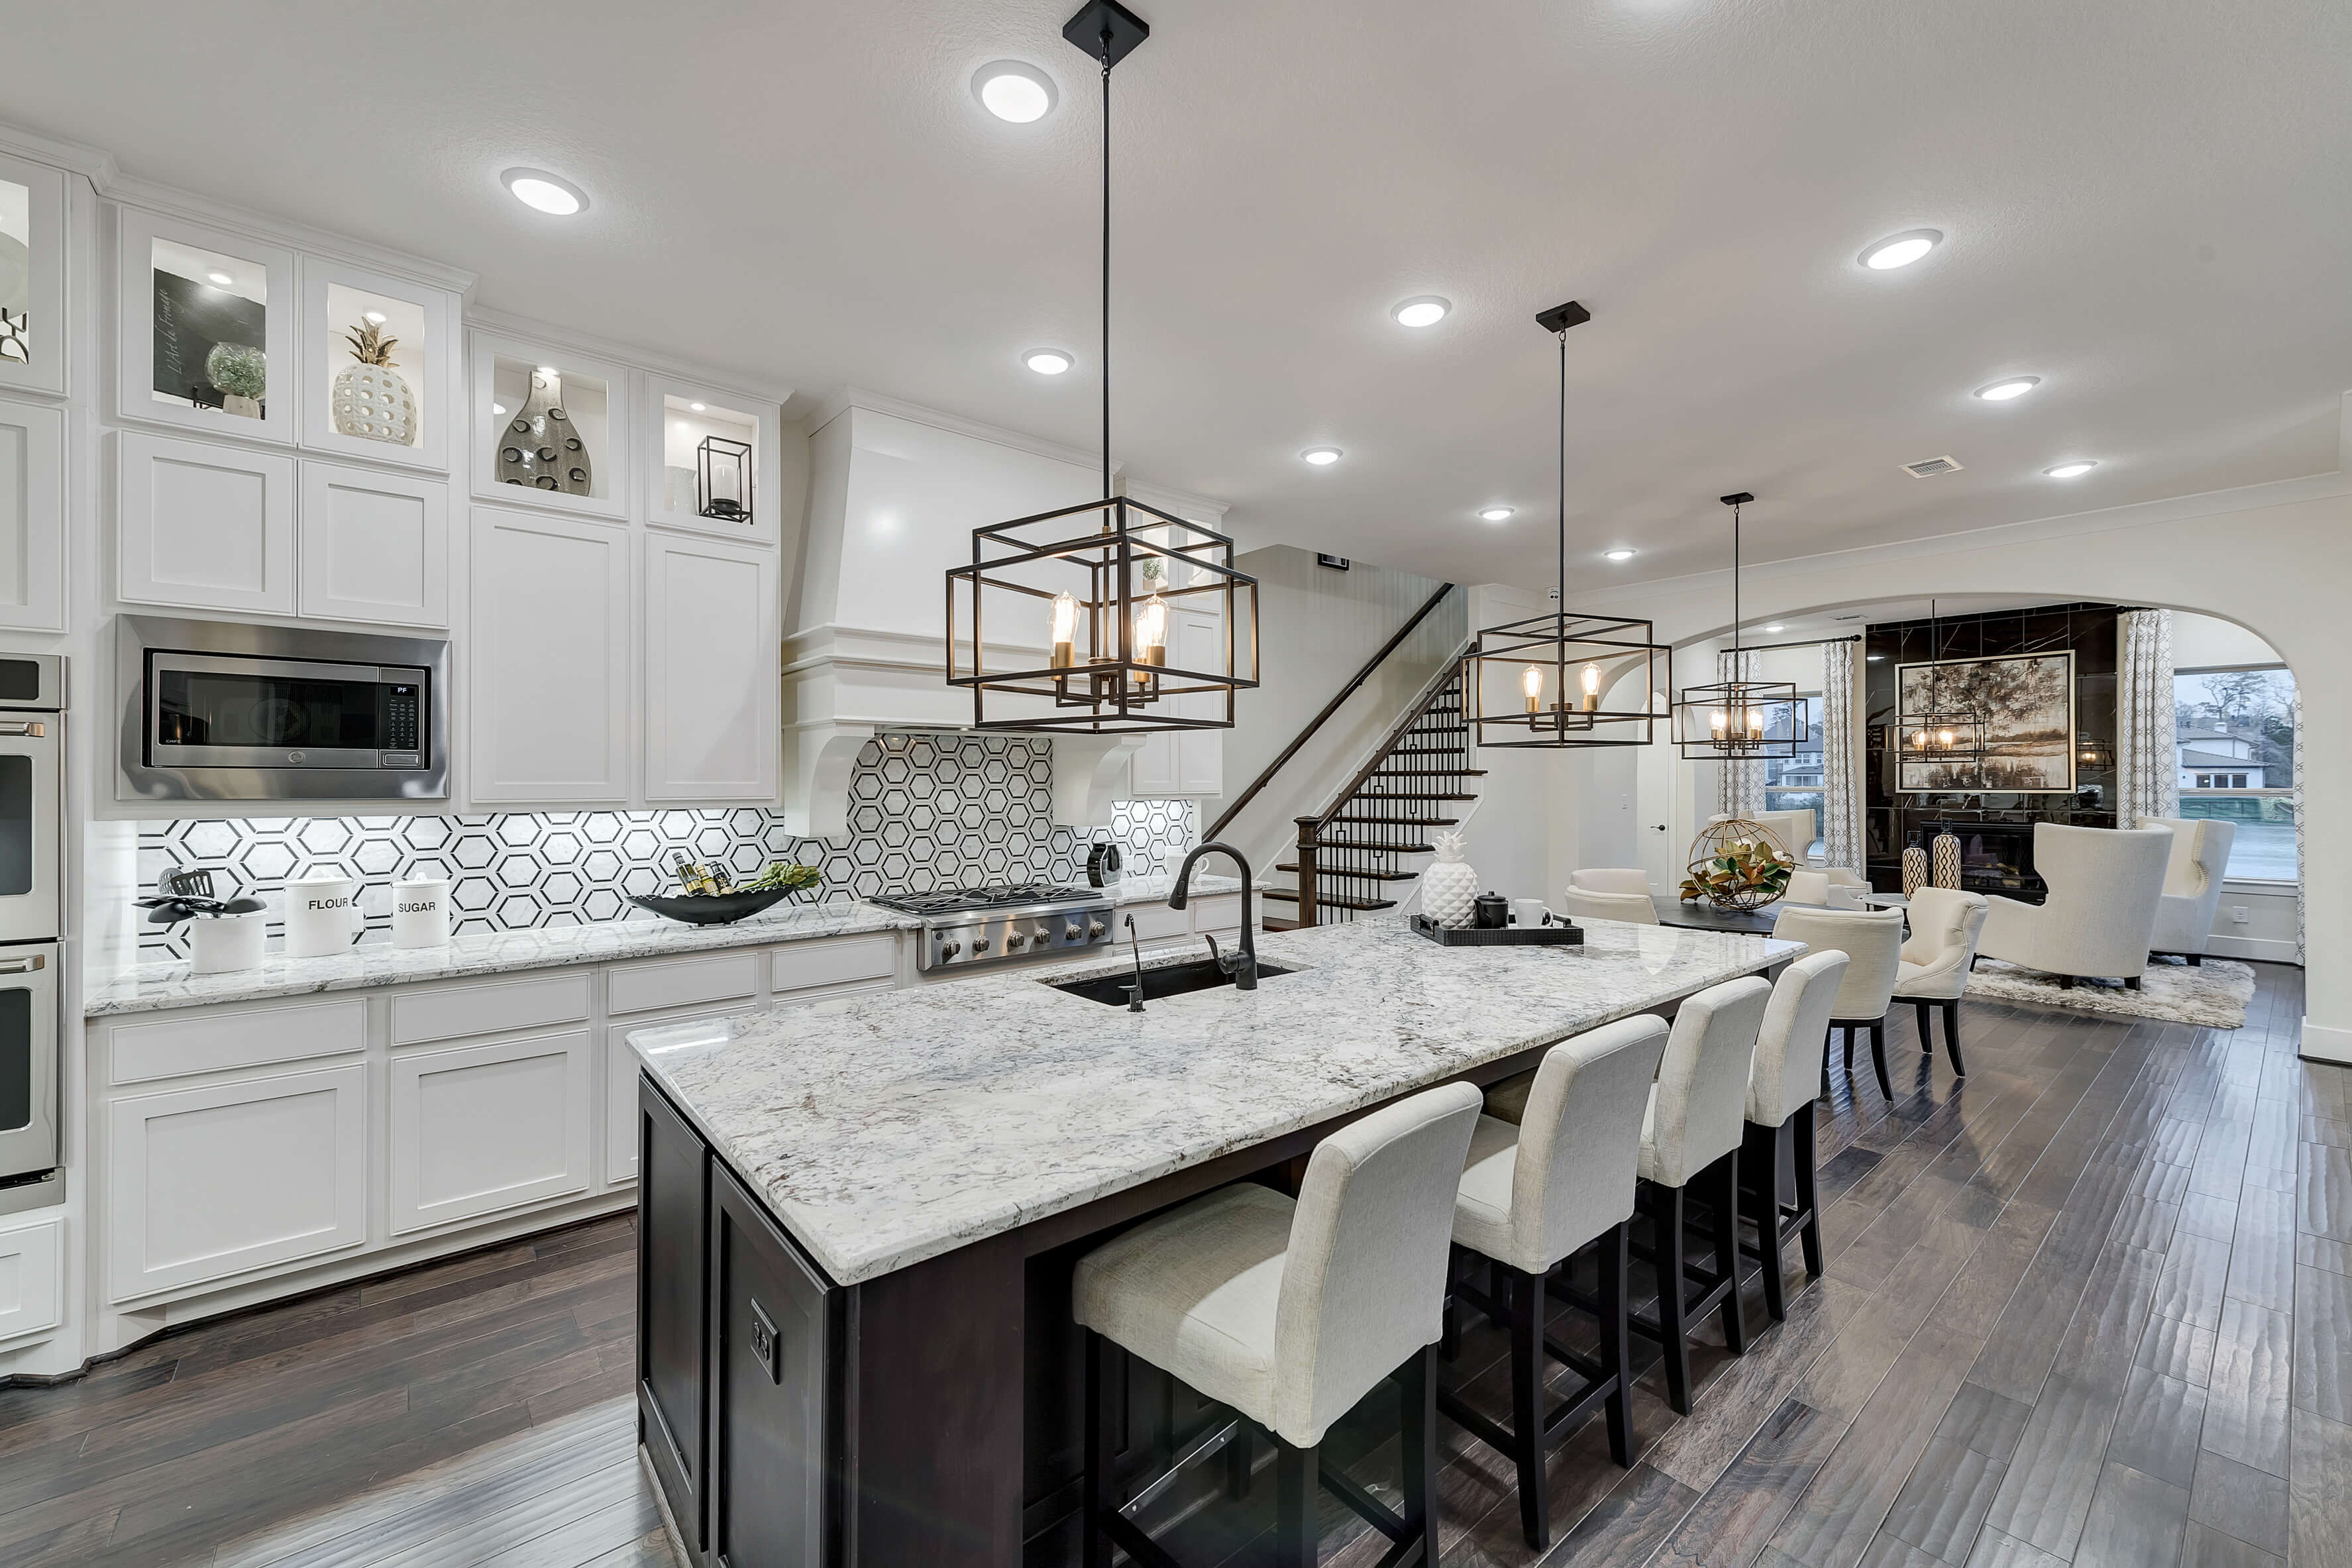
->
{"left": 297, "top": 461, "right": 449, "bottom": 627}
{"left": 469, "top": 505, "right": 632, "bottom": 804}
{"left": 0, "top": 1218, "right": 62, "bottom": 1349}
{"left": 644, "top": 533, "right": 779, "bottom": 802}
{"left": 0, "top": 395, "right": 65, "bottom": 631}
{"left": 107, "top": 1064, "right": 367, "bottom": 1302}
{"left": 0, "top": 152, "right": 68, "bottom": 397}
{"left": 1128, "top": 606, "right": 1225, "bottom": 797}
{"left": 116, "top": 431, "right": 297, "bottom": 615}
{"left": 115, "top": 205, "right": 298, "bottom": 446}
{"left": 388, "top": 1029, "right": 593, "bottom": 1235}
{"left": 640, "top": 374, "right": 781, "bottom": 547}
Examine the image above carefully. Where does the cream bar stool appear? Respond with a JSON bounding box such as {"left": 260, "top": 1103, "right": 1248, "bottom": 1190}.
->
{"left": 1892, "top": 886, "right": 1988, "bottom": 1076}
{"left": 1440, "top": 1015, "right": 1669, "bottom": 1548}
{"left": 1632, "top": 976, "right": 1771, "bottom": 1414}
{"left": 1073, "top": 1082, "right": 1481, "bottom": 1568}
{"left": 1739, "top": 951, "right": 1848, "bottom": 1323}
{"left": 1771, "top": 904, "right": 1905, "bottom": 1100}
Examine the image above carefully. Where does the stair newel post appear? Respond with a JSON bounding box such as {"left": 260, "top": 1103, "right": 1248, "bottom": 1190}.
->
{"left": 1294, "top": 816, "right": 1321, "bottom": 927}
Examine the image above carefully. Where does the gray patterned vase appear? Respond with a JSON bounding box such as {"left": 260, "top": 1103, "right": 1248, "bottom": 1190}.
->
{"left": 1932, "top": 831, "right": 1962, "bottom": 890}
{"left": 1901, "top": 845, "right": 1931, "bottom": 897}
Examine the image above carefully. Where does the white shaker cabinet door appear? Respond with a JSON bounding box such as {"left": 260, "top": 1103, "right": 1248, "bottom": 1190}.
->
{"left": 107, "top": 1065, "right": 368, "bottom": 1302}
{"left": 0, "top": 1218, "right": 61, "bottom": 1349}
{"left": 1173, "top": 607, "right": 1226, "bottom": 796}
{"left": 297, "top": 461, "right": 449, "bottom": 627}
{"left": 115, "top": 431, "right": 297, "bottom": 615}
{"left": 644, "top": 533, "right": 778, "bottom": 803}
{"left": 468, "top": 505, "right": 631, "bottom": 804}
{"left": 388, "top": 1030, "right": 593, "bottom": 1235}
{"left": 0, "top": 396, "right": 64, "bottom": 631}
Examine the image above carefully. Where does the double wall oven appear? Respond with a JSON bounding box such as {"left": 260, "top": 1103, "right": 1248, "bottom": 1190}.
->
{"left": 0, "top": 654, "right": 61, "bottom": 1200}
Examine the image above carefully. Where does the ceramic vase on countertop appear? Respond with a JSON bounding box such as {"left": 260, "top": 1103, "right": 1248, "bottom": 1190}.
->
{"left": 1422, "top": 829, "right": 1478, "bottom": 928}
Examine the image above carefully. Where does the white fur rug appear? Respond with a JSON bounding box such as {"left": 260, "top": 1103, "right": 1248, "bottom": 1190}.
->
{"left": 1966, "top": 957, "right": 2256, "bottom": 1029}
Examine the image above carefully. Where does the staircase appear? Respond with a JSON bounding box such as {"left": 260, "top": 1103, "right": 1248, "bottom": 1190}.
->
{"left": 1261, "top": 656, "right": 1483, "bottom": 927}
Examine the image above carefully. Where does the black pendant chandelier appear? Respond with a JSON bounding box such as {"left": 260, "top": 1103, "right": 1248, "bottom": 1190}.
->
{"left": 1897, "top": 597, "right": 1988, "bottom": 774}
{"left": 1464, "top": 301, "right": 1666, "bottom": 751}
{"left": 944, "top": 0, "right": 1259, "bottom": 733}
{"left": 1672, "top": 494, "right": 1809, "bottom": 760}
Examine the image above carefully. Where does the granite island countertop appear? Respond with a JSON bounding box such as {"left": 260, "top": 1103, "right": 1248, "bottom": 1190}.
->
{"left": 630, "top": 915, "right": 1804, "bottom": 1286}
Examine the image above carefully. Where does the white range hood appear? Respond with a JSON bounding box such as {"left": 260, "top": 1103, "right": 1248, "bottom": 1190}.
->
{"left": 781, "top": 390, "right": 1231, "bottom": 839}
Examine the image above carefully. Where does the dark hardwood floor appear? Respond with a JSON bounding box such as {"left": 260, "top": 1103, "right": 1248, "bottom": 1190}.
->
{"left": 0, "top": 962, "right": 2336, "bottom": 1567}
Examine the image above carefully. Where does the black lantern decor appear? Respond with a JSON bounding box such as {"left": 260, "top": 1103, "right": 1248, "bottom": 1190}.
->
{"left": 696, "top": 435, "right": 752, "bottom": 523}
{"left": 943, "top": 0, "right": 1261, "bottom": 733}
{"left": 1672, "top": 494, "right": 1811, "bottom": 760}
{"left": 1464, "top": 299, "right": 1667, "bottom": 751}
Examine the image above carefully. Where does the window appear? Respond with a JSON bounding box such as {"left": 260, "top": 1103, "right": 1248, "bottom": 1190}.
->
{"left": 1761, "top": 696, "right": 1828, "bottom": 859}
{"left": 2174, "top": 665, "right": 2294, "bottom": 882}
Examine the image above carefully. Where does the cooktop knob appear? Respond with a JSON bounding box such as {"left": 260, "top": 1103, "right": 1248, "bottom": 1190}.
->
{"left": 940, "top": 940, "right": 961, "bottom": 959}
{"left": 1087, "top": 919, "right": 1106, "bottom": 939}
{"left": 972, "top": 936, "right": 991, "bottom": 953}
{"left": 1006, "top": 931, "right": 1028, "bottom": 949}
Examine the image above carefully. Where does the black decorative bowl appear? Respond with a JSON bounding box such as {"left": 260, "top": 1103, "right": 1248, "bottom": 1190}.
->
{"left": 629, "top": 890, "right": 796, "bottom": 926}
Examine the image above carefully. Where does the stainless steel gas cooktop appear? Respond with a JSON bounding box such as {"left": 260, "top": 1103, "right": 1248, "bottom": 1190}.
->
{"left": 870, "top": 883, "right": 1115, "bottom": 972}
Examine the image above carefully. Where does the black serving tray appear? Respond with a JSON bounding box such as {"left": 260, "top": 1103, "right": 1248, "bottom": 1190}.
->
{"left": 1411, "top": 914, "right": 1583, "bottom": 947}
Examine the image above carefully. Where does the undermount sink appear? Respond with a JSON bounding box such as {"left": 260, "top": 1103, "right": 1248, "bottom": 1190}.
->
{"left": 1051, "top": 955, "right": 1297, "bottom": 1007}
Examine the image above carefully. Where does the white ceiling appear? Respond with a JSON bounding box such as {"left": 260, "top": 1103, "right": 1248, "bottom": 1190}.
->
{"left": 12, "top": 1, "right": 2351, "bottom": 586}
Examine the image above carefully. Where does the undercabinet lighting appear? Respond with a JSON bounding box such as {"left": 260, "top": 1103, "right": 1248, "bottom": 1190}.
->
{"left": 205, "top": 270, "right": 233, "bottom": 287}
{"left": 501, "top": 167, "right": 588, "bottom": 216}
{"left": 973, "top": 60, "right": 1057, "bottom": 123}
{"left": 1301, "top": 446, "right": 1342, "bottom": 466}
{"left": 1479, "top": 506, "right": 1514, "bottom": 522}
{"left": 1392, "top": 296, "right": 1451, "bottom": 328}
{"left": 1974, "top": 376, "right": 2039, "bottom": 401}
{"left": 1603, "top": 548, "right": 1636, "bottom": 562}
{"left": 1859, "top": 229, "right": 1942, "bottom": 270}
{"left": 1024, "top": 348, "right": 1074, "bottom": 375}
{"left": 2043, "top": 460, "right": 2098, "bottom": 478}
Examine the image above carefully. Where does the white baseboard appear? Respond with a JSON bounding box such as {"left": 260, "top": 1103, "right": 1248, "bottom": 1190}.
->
{"left": 2204, "top": 934, "right": 2301, "bottom": 964}
{"left": 2302, "top": 1018, "right": 2352, "bottom": 1065}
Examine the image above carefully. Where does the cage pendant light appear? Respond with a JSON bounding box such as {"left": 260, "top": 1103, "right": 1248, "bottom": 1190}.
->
{"left": 1465, "top": 301, "right": 1667, "bottom": 750}
{"left": 1672, "top": 494, "right": 1809, "bottom": 759}
{"left": 944, "top": 0, "right": 1260, "bottom": 733}
{"left": 1896, "top": 598, "right": 1988, "bottom": 782}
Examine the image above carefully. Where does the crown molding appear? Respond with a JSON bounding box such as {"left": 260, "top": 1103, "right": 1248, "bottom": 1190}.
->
{"left": 465, "top": 305, "right": 794, "bottom": 407}
{"left": 97, "top": 170, "right": 478, "bottom": 298}
{"left": 0, "top": 121, "right": 113, "bottom": 182}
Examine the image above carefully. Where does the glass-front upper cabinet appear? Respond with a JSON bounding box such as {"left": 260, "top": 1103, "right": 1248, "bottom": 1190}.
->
{"left": 641, "top": 374, "right": 780, "bottom": 545}
{"left": 469, "top": 330, "right": 629, "bottom": 521}
{"left": 0, "top": 152, "right": 66, "bottom": 397}
{"left": 297, "top": 257, "right": 456, "bottom": 472}
{"left": 115, "top": 205, "right": 296, "bottom": 444}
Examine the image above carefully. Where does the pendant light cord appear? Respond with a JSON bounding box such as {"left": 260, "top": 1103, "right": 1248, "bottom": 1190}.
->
{"left": 1099, "top": 34, "right": 1112, "bottom": 500}
{"left": 1556, "top": 328, "right": 1566, "bottom": 680}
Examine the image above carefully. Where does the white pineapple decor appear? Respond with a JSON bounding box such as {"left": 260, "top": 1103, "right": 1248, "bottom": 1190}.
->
{"left": 1422, "top": 829, "right": 1479, "bottom": 927}
{"left": 332, "top": 319, "right": 418, "bottom": 446}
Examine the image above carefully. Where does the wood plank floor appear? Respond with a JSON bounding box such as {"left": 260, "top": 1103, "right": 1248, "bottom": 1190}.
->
{"left": 0, "top": 961, "right": 2338, "bottom": 1567}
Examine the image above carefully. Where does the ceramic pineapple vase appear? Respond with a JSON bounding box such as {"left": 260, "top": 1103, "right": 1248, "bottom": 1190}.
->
{"left": 333, "top": 319, "right": 417, "bottom": 445}
{"left": 1422, "top": 829, "right": 1478, "bottom": 927}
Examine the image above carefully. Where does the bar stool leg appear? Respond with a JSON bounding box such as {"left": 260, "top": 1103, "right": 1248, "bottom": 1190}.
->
{"left": 1400, "top": 1343, "right": 1438, "bottom": 1563}
{"left": 1083, "top": 1330, "right": 1116, "bottom": 1568}
{"left": 1710, "top": 1153, "right": 1748, "bottom": 1355}
{"left": 1654, "top": 1184, "right": 1693, "bottom": 1416}
{"left": 1226, "top": 1419, "right": 1252, "bottom": 1500}
{"left": 1274, "top": 1441, "right": 1320, "bottom": 1568}
{"left": 1510, "top": 1265, "right": 1550, "bottom": 1548}
{"left": 1795, "top": 1102, "right": 1824, "bottom": 1279}
{"left": 1600, "top": 1222, "right": 1634, "bottom": 1468}
{"left": 1744, "top": 1122, "right": 1789, "bottom": 1324}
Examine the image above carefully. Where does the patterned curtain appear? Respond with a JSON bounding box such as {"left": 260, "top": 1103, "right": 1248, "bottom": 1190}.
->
{"left": 2295, "top": 683, "right": 2306, "bottom": 965}
{"left": 1819, "top": 639, "right": 1863, "bottom": 870}
{"left": 2116, "top": 609, "right": 2178, "bottom": 829}
{"left": 1716, "top": 648, "right": 1766, "bottom": 819}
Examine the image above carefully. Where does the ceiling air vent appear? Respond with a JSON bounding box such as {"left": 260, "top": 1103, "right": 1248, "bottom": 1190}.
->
{"left": 1903, "top": 454, "right": 1964, "bottom": 478}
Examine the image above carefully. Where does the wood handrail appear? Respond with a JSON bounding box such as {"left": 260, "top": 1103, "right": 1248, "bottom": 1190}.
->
{"left": 1203, "top": 582, "right": 1458, "bottom": 842}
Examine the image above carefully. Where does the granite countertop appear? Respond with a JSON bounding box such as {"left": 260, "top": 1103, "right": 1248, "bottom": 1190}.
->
{"left": 631, "top": 916, "right": 1803, "bottom": 1286}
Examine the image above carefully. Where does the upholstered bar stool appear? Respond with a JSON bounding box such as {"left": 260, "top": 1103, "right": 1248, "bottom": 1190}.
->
{"left": 1739, "top": 951, "right": 1848, "bottom": 1323}
{"left": 1440, "top": 1014, "right": 1669, "bottom": 1549}
{"left": 1629, "top": 976, "right": 1770, "bottom": 1414}
{"left": 1770, "top": 904, "right": 1904, "bottom": 1100}
{"left": 1073, "top": 1082, "right": 1482, "bottom": 1568}
{"left": 1892, "top": 887, "right": 1988, "bottom": 1076}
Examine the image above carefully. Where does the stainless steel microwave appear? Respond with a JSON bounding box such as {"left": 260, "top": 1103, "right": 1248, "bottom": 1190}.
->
{"left": 117, "top": 617, "right": 451, "bottom": 801}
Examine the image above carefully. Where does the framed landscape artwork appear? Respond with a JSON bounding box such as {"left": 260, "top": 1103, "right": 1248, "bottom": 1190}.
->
{"left": 1896, "top": 650, "right": 2076, "bottom": 793}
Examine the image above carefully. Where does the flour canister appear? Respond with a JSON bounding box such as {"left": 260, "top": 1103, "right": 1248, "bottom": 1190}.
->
{"left": 284, "top": 874, "right": 361, "bottom": 957}
{"left": 393, "top": 878, "right": 451, "bottom": 949}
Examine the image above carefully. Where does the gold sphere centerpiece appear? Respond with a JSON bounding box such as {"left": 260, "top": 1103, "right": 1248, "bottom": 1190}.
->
{"left": 1682, "top": 818, "right": 1797, "bottom": 912}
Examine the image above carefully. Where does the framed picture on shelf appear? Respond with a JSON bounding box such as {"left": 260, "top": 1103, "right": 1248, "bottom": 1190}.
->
{"left": 115, "top": 205, "right": 296, "bottom": 444}
{"left": 638, "top": 373, "right": 779, "bottom": 545}
{"left": 467, "top": 329, "right": 629, "bottom": 521}
{"left": 1896, "top": 649, "right": 2076, "bottom": 794}
{"left": 0, "top": 151, "right": 68, "bottom": 397}
{"left": 297, "top": 256, "right": 458, "bottom": 472}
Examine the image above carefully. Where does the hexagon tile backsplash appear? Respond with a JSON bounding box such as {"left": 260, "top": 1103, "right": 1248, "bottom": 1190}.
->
{"left": 135, "top": 733, "right": 1198, "bottom": 959}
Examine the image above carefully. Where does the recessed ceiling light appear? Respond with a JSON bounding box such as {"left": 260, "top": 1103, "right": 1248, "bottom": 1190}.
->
{"left": 1392, "top": 296, "right": 1451, "bottom": 329}
{"left": 2043, "top": 460, "right": 2099, "bottom": 478}
{"left": 973, "top": 60, "right": 1057, "bottom": 123}
{"left": 688, "top": 401, "right": 706, "bottom": 411}
{"left": 1858, "top": 229, "right": 1943, "bottom": 270}
{"left": 501, "top": 168, "right": 587, "bottom": 216}
{"left": 1603, "top": 548, "right": 1637, "bottom": 562}
{"left": 205, "top": 270, "right": 233, "bottom": 287}
{"left": 1478, "top": 506, "right": 1514, "bottom": 522}
{"left": 1974, "top": 376, "right": 2040, "bottom": 401}
{"left": 1300, "top": 446, "right": 1343, "bottom": 466}
{"left": 362, "top": 309, "right": 388, "bottom": 325}
{"left": 1762, "top": 624, "right": 1786, "bottom": 633}
{"left": 1024, "top": 348, "right": 1074, "bottom": 375}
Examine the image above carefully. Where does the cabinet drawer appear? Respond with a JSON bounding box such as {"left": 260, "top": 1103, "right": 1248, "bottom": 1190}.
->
{"left": 609, "top": 952, "right": 762, "bottom": 1019}
{"left": 0, "top": 1218, "right": 62, "bottom": 1349}
{"left": 1122, "top": 902, "right": 1189, "bottom": 942}
{"left": 109, "top": 998, "right": 367, "bottom": 1086}
{"left": 770, "top": 933, "right": 896, "bottom": 997}
{"left": 1189, "top": 894, "right": 1244, "bottom": 935}
{"left": 390, "top": 973, "right": 591, "bottom": 1046}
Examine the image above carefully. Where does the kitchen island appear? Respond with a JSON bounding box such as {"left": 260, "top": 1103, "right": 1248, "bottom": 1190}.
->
{"left": 629, "top": 915, "right": 1803, "bottom": 1567}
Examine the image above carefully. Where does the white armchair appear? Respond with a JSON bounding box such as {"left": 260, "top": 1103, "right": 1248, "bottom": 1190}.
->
{"left": 1975, "top": 823, "right": 2172, "bottom": 989}
{"left": 1712, "top": 810, "right": 1817, "bottom": 864}
{"left": 2147, "top": 817, "right": 2237, "bottom": 963}
{"left": 1892, "top": 887, "right": 1988, "bottom": 1075}
{"left": 1786, "top": 866, "right": 1869, "bottom": 908}
{"left": 1562, "top": 868, "right": 1658, "bottom": 925}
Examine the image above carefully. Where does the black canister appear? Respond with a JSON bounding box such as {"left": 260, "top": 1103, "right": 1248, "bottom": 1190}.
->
{"left": 1472, "top": 892, "right": 1510, "bottom": 929}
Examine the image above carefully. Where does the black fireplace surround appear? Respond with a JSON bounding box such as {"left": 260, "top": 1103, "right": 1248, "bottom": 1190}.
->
{"left": 1923, "top": 819, "right": 2041, "bottom": 900}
